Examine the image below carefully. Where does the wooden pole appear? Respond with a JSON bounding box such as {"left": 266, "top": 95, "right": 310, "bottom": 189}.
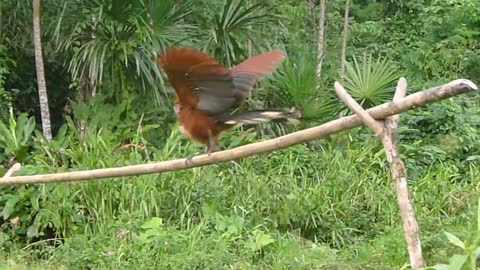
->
{"left": 0, "top": 79, "right": 477, "bottom": 186}
{"left": 334, "top": 78, "right": 423, "bottom": 269}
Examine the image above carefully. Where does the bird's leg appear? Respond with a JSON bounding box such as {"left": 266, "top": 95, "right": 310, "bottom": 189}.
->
{"left": 206, "top": 130, "right": 220, "bottom": 156}
{"left": 185, "top": 130, "right": 219, "bottom": 165}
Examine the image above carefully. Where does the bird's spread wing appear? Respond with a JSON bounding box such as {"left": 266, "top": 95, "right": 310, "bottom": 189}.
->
{"left": 230, "top": 49, "right": 285, "bottom": 94}
{"left": 159, "top": 46, "right": 285, "bottom": 115}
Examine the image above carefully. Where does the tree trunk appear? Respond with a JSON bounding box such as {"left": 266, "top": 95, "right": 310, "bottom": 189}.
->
{"left": 0, "top": 2, "right": 3, "bottom": 38}
{"left": 247, "top": 0, "right": 252, "bottom": 56}
{"left": 33, "top": 0, "right": 52, "bottom": 140}
{"left": 316, "top": 0, "right": 326, "bottom": 80}
{"left": 340, "top": 0, "right": 350, "bottom": 79}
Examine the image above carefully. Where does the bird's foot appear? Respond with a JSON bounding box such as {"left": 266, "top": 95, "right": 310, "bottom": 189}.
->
{"left": 184, "top": 146, "right": 220, "bottom": 165}
{"left": 185, "top": 152, "right": 203, "bottom": 165}
{"left": 185, "top": 155, "right": 195, "bottom": 165}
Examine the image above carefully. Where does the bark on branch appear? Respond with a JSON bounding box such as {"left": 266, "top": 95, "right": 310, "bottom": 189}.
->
{"left": 335, "top": 77, "right": 424, "bottom": 269}
{"left": 0, "top": 79, "right": 477, "bottom": 186}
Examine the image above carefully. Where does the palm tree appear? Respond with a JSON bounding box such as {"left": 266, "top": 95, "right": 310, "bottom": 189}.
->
{"left": 0, "top": 2, "right": 3, "bottom": 37}
{"left": 197, "top": 0, "right": 277, "bottom": 67}
{"left": 53, "top": 0, "right": 194, "bottom": 107}
{"left": 266, "top": 53, "right": 339, "bottom": 125}
{"left": 33, "top": 0, "right": 52, "bottom": 140}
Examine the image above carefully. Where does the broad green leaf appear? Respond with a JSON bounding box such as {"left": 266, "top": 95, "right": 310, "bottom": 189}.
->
{"left": 249, "top": 229, "right": 275, "bottom": 251}
{"left": 2, "top": 196, "right": 20, "bottom": 220}
{"left": 423, "top": 264, "right": 449, "bottom": 270}
{"left": 448, "top": 254, "right": 468, "bottom": 270}
{"left": 472, "top": 247, "right": 480, "bottom": 260}
{"left": 21, "top": 116, "right": 36, "bottom": 145}
{"left": 444, "top": 232, "right": 465, "bottom": 250}
{"left": 141, "top": 217, "right": 163, "bottom": 230}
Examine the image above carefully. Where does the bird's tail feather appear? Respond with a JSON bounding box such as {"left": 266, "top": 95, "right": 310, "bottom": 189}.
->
{"left": 217, "top": 108, "right": 301, "bottom": 125}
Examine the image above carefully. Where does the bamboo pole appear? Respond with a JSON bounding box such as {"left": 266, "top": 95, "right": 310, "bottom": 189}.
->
{"left": 0, "top": 79, "right": 477, "bottom": 186}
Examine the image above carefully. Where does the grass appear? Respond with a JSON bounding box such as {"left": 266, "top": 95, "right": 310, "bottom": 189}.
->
{"left": 1, "top": 124, "right": 480, "bottom": 269}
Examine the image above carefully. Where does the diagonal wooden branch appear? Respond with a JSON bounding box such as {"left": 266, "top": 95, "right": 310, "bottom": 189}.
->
{"left": 334, "top": 82, "right": 384, "bottom": 135}
{"left": 2, "top": 163, "right": 22, "bottom": 178}
{"left": 335, "top": 77, "right": 424, "bottom": 269}
{"left": 0, "top": 79, "right": 477, "bottom": 186}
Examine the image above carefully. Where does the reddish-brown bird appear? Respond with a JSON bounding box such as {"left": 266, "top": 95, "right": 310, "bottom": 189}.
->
{"left": 158, "top": 46, "right": 300, "bottom": 154}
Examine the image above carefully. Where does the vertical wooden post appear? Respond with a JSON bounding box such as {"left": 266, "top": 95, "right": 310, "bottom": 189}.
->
{"left": 381, "top": 78, "right": 423, "bottom": 269}
{"left": 334, "top": 78, "right": 424, "bottom": 269}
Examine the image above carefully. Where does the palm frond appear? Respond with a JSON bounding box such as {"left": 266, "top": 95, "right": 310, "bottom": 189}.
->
{"left": 342, "top": 53, "right": 399, "bottom": 108}
{"left": 264, "top": 53, "right": 339, "bottom": 124}
{"left": 52, "top": 0, "right": 196, "bottom": 107}
{"left": 199, "top": 0, "right": 278, "bottom": 66}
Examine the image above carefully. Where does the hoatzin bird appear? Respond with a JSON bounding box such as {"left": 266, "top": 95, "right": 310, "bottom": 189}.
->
{"left": 158, "top": 46, "right": 300, "bottom": 154}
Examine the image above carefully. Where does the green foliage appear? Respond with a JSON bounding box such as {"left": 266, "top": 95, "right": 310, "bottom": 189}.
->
{"left": 421, "top": 199, "right": 480, "bottom": 270}
{"left": 350, "top": 0, "right": 480, "bottom": 82}
{"left": 0, "top": 108, "right": 36, "bottom": 164}
{"left": 197, "top": 0, "right": 278, "bottom": 66}
{"left": 265, "top": 53, "right": 339, "bottom": 123}
{"left": 1, "top": 129, "right": 478, "bottom": 268}
{"left": 342, "top": 53, "right": 398, "bottom": 108}
{"left": 271, "top": 2, "right": 313, "bottom": 52}
{"left": 54, "top": 0, "right": 194, "bottom": 105}
{"left": 0, "top": 45, "right": 15, "bottom": 123}
{"left": 1, "top": 0, "right": 480, "bottom": 268}
{"left": 399, "top": 96, "right": 480, "bottom": 176}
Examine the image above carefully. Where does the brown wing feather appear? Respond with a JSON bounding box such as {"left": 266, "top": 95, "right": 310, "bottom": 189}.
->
{"left": 196, "top": 50, "right": 286, "bottom": 114}
{"left": 231, "top": 50, "right": 285, "bottom": 74}
{"left": 158, "top": 46, "right": 236, "bottom": 112}
{"left": 158, "top": 47, "right": 285, "bottom": 116}
{"left": 159, "top": 47, "right": 222, "bottom": 107}
{"left": 230, "top": 49, "right": 285, "bottom": 94}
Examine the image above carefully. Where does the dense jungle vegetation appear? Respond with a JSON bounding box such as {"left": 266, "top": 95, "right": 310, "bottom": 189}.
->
{"left": 0, "top": 0, "right": 480, "bottom": 269}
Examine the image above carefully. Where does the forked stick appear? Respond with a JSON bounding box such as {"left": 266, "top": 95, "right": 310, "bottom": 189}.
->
{"left": 335, "top": 78, "right": 423, "bottom": 269}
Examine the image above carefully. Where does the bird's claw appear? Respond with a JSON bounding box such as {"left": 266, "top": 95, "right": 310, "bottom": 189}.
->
{"left": 185, "top": 155, "right": 195, "bottom": 165}
{"left": 184, "top": 148, "right": 218, "bottom": 165}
